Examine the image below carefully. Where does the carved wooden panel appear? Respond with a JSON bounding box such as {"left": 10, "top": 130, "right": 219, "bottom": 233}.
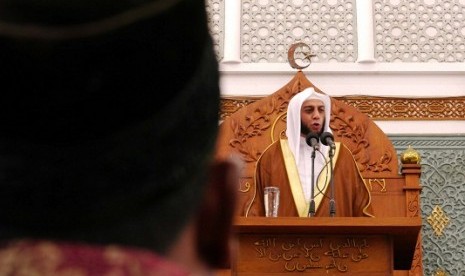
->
{"left": 221, "top": 96, "right": 465, "bottom": 121}
{"left": 216, "top": 71, "right": 399, "bottom": 216}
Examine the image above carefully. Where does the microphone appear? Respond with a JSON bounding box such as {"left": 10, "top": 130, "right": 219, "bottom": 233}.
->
{"left": 320, "top": 132, "right": 336, "bottom": 150}
{"left": 305, "top": 132, "right": 320, "bottom": 151}
{"left": 320, "top": 132, "right": 336, "bottom": 217}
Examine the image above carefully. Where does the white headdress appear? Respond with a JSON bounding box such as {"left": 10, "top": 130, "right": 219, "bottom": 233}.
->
{"left": 286, "top": 87, "right": 332, "bottom": 164}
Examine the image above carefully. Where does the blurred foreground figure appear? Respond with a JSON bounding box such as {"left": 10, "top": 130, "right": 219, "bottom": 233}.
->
{"left": 0, "top": 0, "right": 238, "bottom": 275}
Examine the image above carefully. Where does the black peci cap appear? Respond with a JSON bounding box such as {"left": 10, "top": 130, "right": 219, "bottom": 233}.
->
{"left": 0, "top": 0, "right": 220, "bottom": 253}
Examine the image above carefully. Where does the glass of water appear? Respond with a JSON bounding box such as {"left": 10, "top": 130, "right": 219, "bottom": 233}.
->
{"left": 264, "top": 186, "right": 280, "bottom": 217}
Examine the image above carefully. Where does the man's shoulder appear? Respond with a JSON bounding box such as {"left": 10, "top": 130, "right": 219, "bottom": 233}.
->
{"left": 336, "top": 141, "right": 355, "bottom": 155}
{"left": 0, "top": 239, "right": 190, "bottom": 275}
{"left": 334, "top": 141, "right": 360, "bottom": 167}
{"left": 259, "top": 139, "right": 285, "bottom": 159}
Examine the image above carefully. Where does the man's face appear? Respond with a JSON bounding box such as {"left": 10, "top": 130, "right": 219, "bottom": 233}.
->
{"left": 300, "top": 99, "right": 325, "bottom": 136}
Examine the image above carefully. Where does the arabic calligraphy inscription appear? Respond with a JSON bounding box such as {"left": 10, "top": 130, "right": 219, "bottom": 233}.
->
{"left": 238, "top": 235, "right": 391, "bottom": 274}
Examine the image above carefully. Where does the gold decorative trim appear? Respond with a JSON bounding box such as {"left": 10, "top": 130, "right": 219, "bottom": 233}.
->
{"left": 270, "top": 113, "right": 287, "bottom": 143}
{"left": 239, "top": 181, "right": 251, "bottom": 193}
{"left": 367, "top": 179, "right": 387, "bottom": 192}
{"left": 400, "top": 145, "right": 421, "bottom": 164}
{"left": 433, "top": 268, "right": 449, "bottom": 276}
{"left": 427, "top": 205, "right": 450, "bottom": 237}
{"left": 220, "top": 96, "right": 465, "bottom": 121}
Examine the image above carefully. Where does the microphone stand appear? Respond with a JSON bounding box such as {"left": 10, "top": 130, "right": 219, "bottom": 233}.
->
{"left": 328, "top": 145, "right": 336, "bottom": 217}
{"left": 305, "top": 132, "right": 319, "bottom": 217}
{"left": 308, "top": 146, "right": 316, "bottom": 217}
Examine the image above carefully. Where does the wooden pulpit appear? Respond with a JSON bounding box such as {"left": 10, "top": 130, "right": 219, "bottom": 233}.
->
{"left": 232, "top": 217, "right": 422, "bottom": 276}
{"left": 216, "top": 71, "right": 424, "bottom": 275}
